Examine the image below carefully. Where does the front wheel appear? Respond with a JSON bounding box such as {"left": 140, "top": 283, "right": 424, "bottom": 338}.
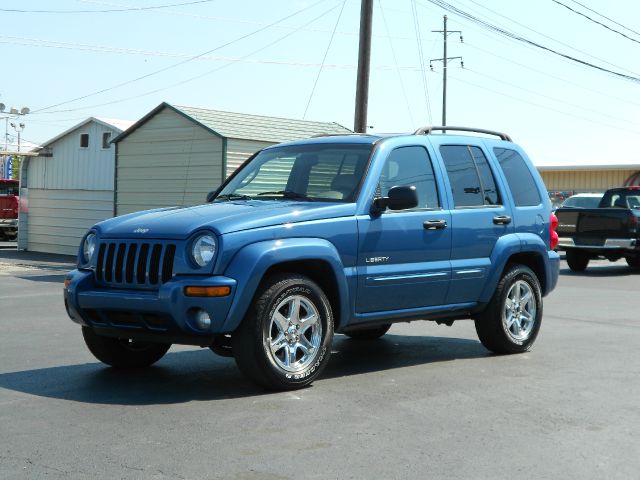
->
{"left": 233, "top": 274, "right": 334, "bottom": 390}
{"left": 474, "top": 264, "right": 542, "bottom": 354}
{"left": 566, "top": 249, "right": 589, "bottom": 271}
{"left": 82, "top": 327, "right": 171, "bottom": 368}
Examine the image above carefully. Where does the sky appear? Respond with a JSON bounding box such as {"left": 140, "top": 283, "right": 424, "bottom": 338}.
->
{"left": 1, "top": 0, "right": 640, "bottom": 166}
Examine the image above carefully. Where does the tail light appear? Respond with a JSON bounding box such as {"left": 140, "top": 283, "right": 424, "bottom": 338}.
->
{"left": 550, "top": 212, "right": 559, "bottom": 250}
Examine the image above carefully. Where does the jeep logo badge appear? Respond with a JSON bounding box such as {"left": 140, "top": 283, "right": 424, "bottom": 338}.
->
{"left": 133, "top": 227, "right": 149, "bottom": 234}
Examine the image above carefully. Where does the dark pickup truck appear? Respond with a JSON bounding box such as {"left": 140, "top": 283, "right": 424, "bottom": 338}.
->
{"left": 556, "top": 187, "right": 640, "bottom": 271}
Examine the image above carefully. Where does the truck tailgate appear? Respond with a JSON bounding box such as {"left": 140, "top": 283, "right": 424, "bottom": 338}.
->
{"left": 556, "top": 208, "right": 635, "bottom": 245}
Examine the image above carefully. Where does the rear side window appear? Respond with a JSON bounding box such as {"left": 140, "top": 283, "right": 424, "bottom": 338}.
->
{"left": 494, "top": 148, "right": 541, "bottom": 207}
{"left": 440, "top": 145, "right": 500, "bottom": 207}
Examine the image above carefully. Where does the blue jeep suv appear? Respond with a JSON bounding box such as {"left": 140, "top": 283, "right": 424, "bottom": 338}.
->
{"left": 64, "top": 127, "right": 560, "bottom": 390}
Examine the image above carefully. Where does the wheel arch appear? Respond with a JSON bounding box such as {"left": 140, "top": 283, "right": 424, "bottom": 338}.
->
{"left": 221, "top": 238, "right": 350, "bottom": 332}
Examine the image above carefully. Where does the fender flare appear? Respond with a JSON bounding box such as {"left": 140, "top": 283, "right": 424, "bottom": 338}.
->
{"left": 478, "top": 233, "right": 549, "bottom": 302}
{"left": 221, "top": 238, "right": 350, "bottom": 332}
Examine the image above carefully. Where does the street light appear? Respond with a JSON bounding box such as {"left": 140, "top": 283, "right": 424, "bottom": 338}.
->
{"left": 10, "top": 122, "right": 26, "bottom": 153}
{"left": 0, "top": 103, "right": 30, "bottom": 151}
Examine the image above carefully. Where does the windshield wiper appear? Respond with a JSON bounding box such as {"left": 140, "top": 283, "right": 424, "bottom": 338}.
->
{"left": 256, "top": 190, "right": 315, "bottom": 201}
{"left": 213, "top": 193, "right": 253, "bottom": 202}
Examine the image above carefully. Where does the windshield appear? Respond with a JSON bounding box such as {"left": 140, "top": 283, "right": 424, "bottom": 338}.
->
{"left": 215, "top": 143, "right": 373, "bottom": 203}
{"left": 562, "top": 195, "right": 602, "bottom": 208}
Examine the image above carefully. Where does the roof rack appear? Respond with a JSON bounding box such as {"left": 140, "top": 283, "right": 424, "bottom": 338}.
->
{"left": 413, "top": 126, "right": 512, "bottom": 142}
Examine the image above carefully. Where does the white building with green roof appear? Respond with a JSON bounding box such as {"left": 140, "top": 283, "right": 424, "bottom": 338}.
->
{"left": 112, "top": 102, "right": 351, "bottom": 215}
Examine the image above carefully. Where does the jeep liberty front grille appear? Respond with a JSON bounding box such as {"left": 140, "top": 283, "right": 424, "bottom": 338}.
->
{"left": 95, "top": 241, "right": 176, "bottom": 289}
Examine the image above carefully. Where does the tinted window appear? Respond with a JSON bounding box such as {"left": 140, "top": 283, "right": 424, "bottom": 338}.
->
{"left": 494, "top": 148, "right": 541, "bottom": 207}
{"left": 440, "top": 145, "right": 500, "bottom": 207}
{"left": 378, "top": 146, "right": 439, "bottom": 209}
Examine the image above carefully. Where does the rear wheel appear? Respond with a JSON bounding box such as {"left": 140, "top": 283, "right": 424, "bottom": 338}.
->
{"left": 626, "top": 256, "right": 640, "bottom": 269}
{"left": 233, "top": 274, "right": 334, "bottom": 390}
{"left": 475, "top": 264, "right": 542, "bottom": 354}
{"left": 344, "top": 323, "right": 391, "bottom": 340}
{"left": 82, "top": 327, "right": 171, "bottom": 368}
{"left": 566, "top": 249, "right": 589, "bottom": 271}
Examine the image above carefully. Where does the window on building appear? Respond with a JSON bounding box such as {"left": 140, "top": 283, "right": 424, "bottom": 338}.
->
{"left": 440, "top": 145, "right": 501, "bottom": 208}
{"left": 80, "top": 133, "right": 89, "bottom": 148}
{"left": 494, "top": 148, "right": 541, "bottom": 206}
{"left": 102, "top": 132, "right": 112, "bottom": 149}
{"left": 377, "top": 146, "right": 440, "bottom": 209}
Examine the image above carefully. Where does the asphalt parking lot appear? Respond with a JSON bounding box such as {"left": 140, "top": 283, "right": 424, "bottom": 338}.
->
{"left": 1, "top": 246, "right": 638, "bottom": 480}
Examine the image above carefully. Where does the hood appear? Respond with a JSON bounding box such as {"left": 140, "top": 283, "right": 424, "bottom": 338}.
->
{"left": 96, "top": 201, "right": 356, "bottom": 239}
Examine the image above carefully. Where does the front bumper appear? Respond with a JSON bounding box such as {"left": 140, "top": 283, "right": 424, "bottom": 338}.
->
{"left": 558, "top": 237, "right": 638, "bottom": 251}
{"left": 0, "top": 218, "right": 17, "bottom": 231}
{"left": 64, "top": 269, "right": 237, "bottom": 345}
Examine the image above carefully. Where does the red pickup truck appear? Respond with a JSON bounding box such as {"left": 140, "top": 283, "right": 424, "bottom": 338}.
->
{"left": 0, "top": 179, "right": 19, "bottom": 241}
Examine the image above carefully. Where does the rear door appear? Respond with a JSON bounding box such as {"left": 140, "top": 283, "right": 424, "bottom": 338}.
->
{"left": 437, "top": 143, "right": 514, "bottom": 304}
{"left": 356, "top": 145, "right": 452, "bottom": 314}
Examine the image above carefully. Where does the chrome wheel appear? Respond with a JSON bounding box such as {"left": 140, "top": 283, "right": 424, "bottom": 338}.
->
{"left": 267, "top": 294, "right": 322, "bottom": 373}
{"left": 502, "top": 279, "right": 536, "bottom": 342}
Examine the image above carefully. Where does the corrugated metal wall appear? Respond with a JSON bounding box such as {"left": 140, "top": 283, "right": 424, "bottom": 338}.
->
{"left": 225, "top": 138, "right": 273, "bottom": 178}
{"left": 25, "top": 121, "right": 120, "bottom": 255}
{"left": 27, "top": 189, "right": 113, "bottom": 255}
{"left": 116, "top": 109, "right": 223, "bottom": 215}
{"left": 540, "top": 169, "right": 638, "bottom": 192}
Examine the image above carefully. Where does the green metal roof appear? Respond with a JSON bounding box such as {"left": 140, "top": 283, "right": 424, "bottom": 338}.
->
{"left": 173, "top": 104, "right": 352, "bottom": 143}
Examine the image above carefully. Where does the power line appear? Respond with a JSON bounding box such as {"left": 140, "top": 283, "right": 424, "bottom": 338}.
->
{"left": 421, "top": 0, "right": 640, "bottom": 83}
{"left": 30, "top": 0, "right": 332, "bottom": 114}
{"left": 447, "top": 72, "right": 640, "bottom": 135}
{"left": 31, "top": 3, "right": 343, "bottom": 115}
{"left": 0, "top": 0, "right": 216, "bottom": 14}
{"left": 379, "top": 1, "right": 415, "bottom": 126}
{"left": 458, "top": 0, "right": 638, "bottom": 75}
{"left": 551, "top": 0, "right": 640, "bottom": 45}
{"left": 411, "top": 0, "right": 433, "bottom": 124}
{"left": 567, "top": 0, "right": 640, "bottom": 37}
{"left": 303, "top": 0, "right": 348, "bottom": 119}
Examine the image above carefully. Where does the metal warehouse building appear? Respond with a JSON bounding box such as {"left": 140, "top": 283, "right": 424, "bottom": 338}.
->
{"left": 18, "top": 117, "right": 133, "bottom": 255}
{"left": 113, "top": 103, "right": 352, "bottom": 215}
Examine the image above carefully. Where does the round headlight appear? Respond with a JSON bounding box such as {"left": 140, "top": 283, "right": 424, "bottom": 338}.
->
{"left": 191, "top": 234, "right": 217, "bottom": 267}
{"left": 83, "top": 233, "right": 97, "bottom": 263}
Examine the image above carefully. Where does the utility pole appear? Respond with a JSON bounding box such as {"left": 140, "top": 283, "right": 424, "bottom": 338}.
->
{"left": 353, "top": 0, "right": 373, "bottom": 133}
{"left": 430, "top": 15, "right": 463, "bottom": 126}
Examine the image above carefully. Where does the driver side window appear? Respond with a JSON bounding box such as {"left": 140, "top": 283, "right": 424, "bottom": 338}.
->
{"left": 377, "top": 146, "right": 440, "bottom": 210}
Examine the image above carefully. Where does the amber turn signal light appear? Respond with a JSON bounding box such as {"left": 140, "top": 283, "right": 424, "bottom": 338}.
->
{"left": 64, "top": 278, "right": 71, "bottom": 289}
{"left": 184, "top": 286, "right": 231, "bottom": 297}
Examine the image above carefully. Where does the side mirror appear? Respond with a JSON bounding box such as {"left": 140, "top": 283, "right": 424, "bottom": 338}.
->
{"left": 373, "top": 185, "right": 418, "bottom": 213}
{"left": 206, "top": 190, "right": 217, "bottom": 203}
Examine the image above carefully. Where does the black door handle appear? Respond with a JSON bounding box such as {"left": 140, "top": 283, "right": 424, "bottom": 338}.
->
{"left": 493, "top": 215, "right": 512, "bottom": 225}
{"left": 424, "top": 219, "right": 447, "bottom": 230}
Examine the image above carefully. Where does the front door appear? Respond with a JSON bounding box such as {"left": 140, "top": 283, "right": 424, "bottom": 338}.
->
{"left": 356, "top": 145, "right": 452, "bottom": 314}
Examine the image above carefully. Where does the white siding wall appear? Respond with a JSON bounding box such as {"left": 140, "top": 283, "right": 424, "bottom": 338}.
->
{"left": 116, "top": 109, "right": 223, "bottom": 215}
{"left": 24, "top": 122, "right": 120, "bottom": 254}
{"left": 26, "top": 189, "right": 113, "bottom": 255}
{"left": 29, "top": 122, "right": 118, "bottom": 190}
{"left": 225, "top": 138, "right": 274, "bottom": 178}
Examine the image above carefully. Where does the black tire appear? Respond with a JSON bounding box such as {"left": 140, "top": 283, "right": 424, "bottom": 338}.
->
{"left": 566, "top": 249, "right": 589, "bottom": 271}
{"left": 209, "top": 334, "right": 234, "bottom": 357}
{"left": 232, "top": 273, "right": 334, "bottom": 390}
{"left": 625, "top": 256, "right": 640, "bottom": 269}
{"left": 474, "top": 264, "right": 543, "bottom": 354}
{"left": 344, "top": 323, "right": 392, "bottom": 340}
{"left": 82, "top": 327, "right": 171, "bottom": 368}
